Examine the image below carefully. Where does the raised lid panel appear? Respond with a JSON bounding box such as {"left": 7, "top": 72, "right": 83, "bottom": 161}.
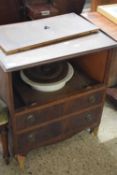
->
{"left": 0, "top": 13, "right": 98, "bottom": 55}
{"left": 0, "top": 31, "right": 116, "bottom": 72}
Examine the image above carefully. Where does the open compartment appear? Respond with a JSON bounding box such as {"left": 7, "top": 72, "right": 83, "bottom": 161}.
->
{"left": 12, "top": 50, "right": 108, "bottom": 112}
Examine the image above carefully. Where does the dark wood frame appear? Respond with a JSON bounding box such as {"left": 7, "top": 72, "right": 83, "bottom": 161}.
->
{"left": 0, "top": 47, "right": 114, "bottom": 157}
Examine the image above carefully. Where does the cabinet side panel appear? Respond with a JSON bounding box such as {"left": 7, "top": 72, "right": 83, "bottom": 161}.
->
{"left": 74, "top": 50, "right": 108, "bottom": 83}
{"left": 108, "top": 48, "right": 117, "bottom": 86}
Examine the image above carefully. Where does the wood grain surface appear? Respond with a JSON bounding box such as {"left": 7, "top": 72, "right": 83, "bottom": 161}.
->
{"left": 82, "top": 12, "right": 117, "bottom": 41}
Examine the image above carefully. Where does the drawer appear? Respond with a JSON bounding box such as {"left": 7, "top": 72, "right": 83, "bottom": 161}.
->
{"left": 17, "top": 107, "right": 102, "bottom": 153}
{"left": 16, "top": 88, "right": 105, "bottom": 130}
{"left": 16, "top": 103, "right": 64, "bottom": 130}
{"left": 63, "top": 89, "right": 105, "bottom": 115}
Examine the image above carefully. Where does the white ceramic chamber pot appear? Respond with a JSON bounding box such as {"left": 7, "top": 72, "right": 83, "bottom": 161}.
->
{"left": 20, "top": 62, "right": 74, "bottom": 92}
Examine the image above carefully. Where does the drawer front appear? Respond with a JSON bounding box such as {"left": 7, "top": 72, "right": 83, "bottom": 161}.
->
{"left": 17, "top": 107, "right": 102, "bottom": 153}
{"left": 16, "top": 103, "right": 64, "bottom": 130}
{"left": 16, "top": 89, "right": 104, "bottom": 130}
{"left": 63, "top": 89, "right": 104, "bottom": 115}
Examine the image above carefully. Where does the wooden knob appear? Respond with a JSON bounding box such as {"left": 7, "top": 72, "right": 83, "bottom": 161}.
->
{"left": 28, "top": 133, "right": 35, "bottom": 143}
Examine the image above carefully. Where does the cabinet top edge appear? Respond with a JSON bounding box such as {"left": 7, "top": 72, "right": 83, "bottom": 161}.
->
{"left": 0, "top": 31, "right": 116, "bottom": 72}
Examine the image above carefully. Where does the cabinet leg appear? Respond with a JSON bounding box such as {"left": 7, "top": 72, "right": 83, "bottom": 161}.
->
{"left": 1, "top": 125, "right": 10, "bottom": 164}
{"left": 90, "top": 127, "right": 99, "bottom": 136}
{"left": 15, "top": 155, "right": 26, "bottom": 170}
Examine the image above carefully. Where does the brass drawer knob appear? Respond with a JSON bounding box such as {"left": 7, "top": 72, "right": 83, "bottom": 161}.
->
{"left": 85, "top": 114, "right": 92, "bottom": 122}
{"left": 28, "top": 133, "right": 35, "bottom": 143}
{"left": 26, "top": 114, "right": 35, "bottom": 124}
{"left": 88, "top": 95, "right": 96, "bottom": 104}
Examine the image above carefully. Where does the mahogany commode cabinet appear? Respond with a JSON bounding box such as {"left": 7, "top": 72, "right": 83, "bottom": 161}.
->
{"left": 0, "top": 13, "right": 116, "bottom": 166}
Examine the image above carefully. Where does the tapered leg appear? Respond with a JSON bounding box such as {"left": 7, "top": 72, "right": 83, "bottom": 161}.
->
{"left": 90, "top": 126, "right": 99, "bottom": 136}
{"left": 0, "top": 125, "right": 9, "bottom": 164}
{"left": 16, "top": 154, "right": 26, "bottom": 170}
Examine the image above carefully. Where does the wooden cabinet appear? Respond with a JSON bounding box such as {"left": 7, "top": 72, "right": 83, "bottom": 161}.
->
{"left": 0, "top": 0, "right": 21, "bottom": 25}
{"left": 0, "top": 49, "right": 115, "bottom": 157}
{"left": 0, "top": 19, "right": 116, "bottom": 160}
